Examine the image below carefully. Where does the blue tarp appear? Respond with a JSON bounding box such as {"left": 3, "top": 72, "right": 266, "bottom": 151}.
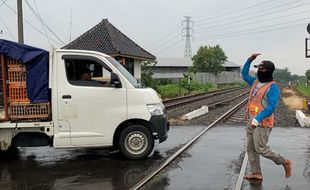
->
{"left": 0, "top": 39, "right": 49, "bottom": 103}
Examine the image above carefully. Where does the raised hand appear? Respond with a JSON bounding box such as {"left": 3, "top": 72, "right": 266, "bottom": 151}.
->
{"left": 249, "top": 53, "right": 261, "bottom": 61}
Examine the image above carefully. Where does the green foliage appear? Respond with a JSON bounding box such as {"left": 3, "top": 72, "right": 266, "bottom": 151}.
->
{"left": 191, "top": 45, "right": 227, "bottom": 75}
{"left": 156, "top": 79, "right": 217, "bottom": 99}
{"left": 156, "top": 79, "right": 173, "bottom": 85}
{"left": 141, "top": 61, "right": 157, "bottom": 89}
{"left": 156, "top": 84, "right": 187, "bottom": 98}
{"left": 273, "top": 68, "right": 291, "bottom": 82}
{"left": 305, "top": 69, "right": 310, "bottom": 81}
{"left": 179, "top": 78, "right": 215, "bottom": 92}
{"left": 273, "top": 68, "right": 302, "bottom": 82}
{"left": 298, "top": 76, "right": 307, "bottom": 84}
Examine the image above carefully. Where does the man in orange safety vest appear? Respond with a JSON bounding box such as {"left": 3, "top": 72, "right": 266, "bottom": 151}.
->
{"left": 242, "top": 53, "right": 292, "bottom": 180}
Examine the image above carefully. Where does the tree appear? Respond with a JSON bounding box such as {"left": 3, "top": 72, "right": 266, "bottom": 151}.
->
{"left": 273, "top": 67, "right": 302, "bottom": 83}
{"left": 273, "top": 68, "right": 291, "bottom": 82}
{"left": 305, "top": 69, "right": 310, "bottom": 82}
{"left": 141, "top": 61, "right": 157, "bottom": 89}
{"left": 191, "top": 45, "right": 227, "bottom": 75}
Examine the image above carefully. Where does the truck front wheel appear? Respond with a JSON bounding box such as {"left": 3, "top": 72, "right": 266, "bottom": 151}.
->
{"left": 118, "top": 125, "right": 154, "bottom": 159}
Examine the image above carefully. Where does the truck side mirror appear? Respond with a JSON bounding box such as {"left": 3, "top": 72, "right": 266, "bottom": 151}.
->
{"left": 111, "top": 72, "right": 122, "bottom": 88}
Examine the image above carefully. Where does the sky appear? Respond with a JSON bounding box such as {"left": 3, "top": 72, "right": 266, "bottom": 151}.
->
{"left": 0, "top": 0, "right": 309, "bottom": 75}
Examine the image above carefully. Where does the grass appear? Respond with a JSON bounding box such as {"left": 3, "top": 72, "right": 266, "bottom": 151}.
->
{"left": 296, "top": 84, "right": 310, "bottom": 97}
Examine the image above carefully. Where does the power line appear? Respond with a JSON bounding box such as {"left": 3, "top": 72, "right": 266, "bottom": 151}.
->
{"left": 25, "top": 0, "right": 64, "bottom": 45}
{"left": 0, "top": 0, "right": 7, "bottom": 8}
{"left": 196, "top": 8, "right": 310, "bottom": 35}
{"left": 195, "top": 21, "right": 307, "bottom": 41}
{"left": 197, "top": 0, "right": 278, "bottom": 24}
{"left": 159, "top": 40, "right": 185, "bottom": 57}
{"left": 153, "top": 39, "right": 183, "bottom": 55}
{"left": 195, "top": 0, "right": 310, "bottom": 36}
{"left": 207, "top": 23, "right": 305, "bottom": 41}
{"left": 196, "top": 17, "right": 308, "bottom": 40}
{"left": 0, "top": 0, "right": 63, "bottom": 45}
{"left": 196, "top": 0, "right": 306, "bottom": 28}
{"left": 33, "top": 0, "right": 51, "bottom": 46}
{"left": 150, "top": 32, "right": 182, "bottom": 51}
{"left": 148, "top": 26, "right": 182, "bottom": 50}
{"left": 0, "top": 16, "right": 16, "bottom": 40}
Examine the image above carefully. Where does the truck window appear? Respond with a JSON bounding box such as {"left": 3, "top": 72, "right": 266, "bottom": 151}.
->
{"left": 64, "top": 58, "right": 112, "bottom": 87}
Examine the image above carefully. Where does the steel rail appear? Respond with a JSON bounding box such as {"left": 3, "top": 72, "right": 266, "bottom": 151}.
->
{"left": 164, "top": 86, "right": 248, "bottom": 110}
{"left": 208, "top": 91, "right": 249, "bottom": 108}
{"left": 129, "top": 98, "right": 249, "bottom": 190}
{"left": 163, "top": 86, "right": 245, "bottom": 104}
{"left": 234, "top": 152, "right": 248, "bottom": 190}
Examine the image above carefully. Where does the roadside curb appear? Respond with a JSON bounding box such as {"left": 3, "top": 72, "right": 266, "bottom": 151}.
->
{"left": 182, "top": 106, "right": 209, "bottom": 120}
{"left": 296, "top": 110, "right": 310, "bottom": 127}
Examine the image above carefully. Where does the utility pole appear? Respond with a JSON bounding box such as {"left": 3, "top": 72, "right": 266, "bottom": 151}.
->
{"left": 182, "top": 16, "right": 194, "bottom": 58}
{"left": 17, "top": 0, "right": 24, "bottom": 44}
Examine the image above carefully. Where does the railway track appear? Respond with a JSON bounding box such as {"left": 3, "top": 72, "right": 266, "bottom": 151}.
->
{"left": 163, "top": 86, "right": 248, "bottom": 110}
{"left": 166, "top": 89, "right": 249, "bottom": 126}
{"left": 129, "top": 98, "right": 249, "bottom": 190}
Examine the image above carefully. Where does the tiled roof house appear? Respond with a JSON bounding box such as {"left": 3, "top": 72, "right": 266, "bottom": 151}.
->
{"left": 63, "top": 19, "right": 155, "bottom": 80}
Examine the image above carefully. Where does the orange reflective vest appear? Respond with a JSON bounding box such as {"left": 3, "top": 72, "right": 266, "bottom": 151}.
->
{"left": 246, "top": 80, "right": 275, "bottom": 128}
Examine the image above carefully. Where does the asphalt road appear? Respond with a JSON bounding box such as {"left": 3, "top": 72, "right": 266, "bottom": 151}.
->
{"left": 0, "top": 126, "right": 204, "bottom": 190}
{"left": 0, "top": 125, "right": 309, "bottom": 190}
{"left": 143, "top": 125, "right": 310, "bottom": 190}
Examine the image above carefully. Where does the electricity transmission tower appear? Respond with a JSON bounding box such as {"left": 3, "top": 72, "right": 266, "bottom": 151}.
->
{"left": 182, "top": 16, "right": 194, "bottom": 58}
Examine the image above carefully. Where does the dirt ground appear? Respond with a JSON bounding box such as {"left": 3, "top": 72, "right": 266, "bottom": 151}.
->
{"left": 281, "top": 87, "right": 305, "bottom": 110}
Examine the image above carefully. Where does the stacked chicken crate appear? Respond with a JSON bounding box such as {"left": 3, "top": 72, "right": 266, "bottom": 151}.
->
{"left": 7, "top": 57, "right": 50, "bottom": 121}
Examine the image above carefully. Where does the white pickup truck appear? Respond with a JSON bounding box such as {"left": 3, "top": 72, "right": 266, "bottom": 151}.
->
{"left": 0, "top": 40, "right": 169, "bottom": 159}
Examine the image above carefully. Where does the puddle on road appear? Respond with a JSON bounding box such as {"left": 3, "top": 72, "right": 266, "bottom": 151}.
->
{"left": 1, "top": 125, "right": 307, "bottom": 190}
{"left": 0, "top": 126, "right": 204, "bottom": 190}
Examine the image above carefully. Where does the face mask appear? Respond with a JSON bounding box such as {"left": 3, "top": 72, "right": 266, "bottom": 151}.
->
{"left": 257, "top": 70, "right": 273, "bottom": 83}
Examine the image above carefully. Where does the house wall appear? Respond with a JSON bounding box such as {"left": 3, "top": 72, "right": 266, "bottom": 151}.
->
{"left": 151, "top": 67, "right": 189, "bottom": 79}
{"left": 150, "top": 66, "right": 242, "bottom": 84}
{"left": 191, "top": 71, "right": 243, "bottom": 84}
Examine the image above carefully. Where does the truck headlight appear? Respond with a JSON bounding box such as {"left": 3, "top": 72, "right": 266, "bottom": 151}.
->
{"left": 147, "top": 103, "right": 165, "bottom": 116}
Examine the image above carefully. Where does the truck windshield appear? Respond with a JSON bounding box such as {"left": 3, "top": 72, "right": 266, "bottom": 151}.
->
{"left": 106, "top": 57, "right": 141, "bottom": 88}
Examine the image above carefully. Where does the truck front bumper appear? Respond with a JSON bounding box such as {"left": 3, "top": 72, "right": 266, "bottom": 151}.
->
{"left": 149, "top": 113, "right": 169, "bottom": 143}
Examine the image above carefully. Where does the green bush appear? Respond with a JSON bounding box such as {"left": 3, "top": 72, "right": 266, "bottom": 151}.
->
{"left": 155, "top": 78, "right": 246, "bottom": 99}
{"left": 156, "top": 79, "right": 173, "bottom": 85}
{"left": 157, "top": 80, "right": 219, "bottom": 99}
{"left": 180, "top": 78, "right": 216, "bottom": 92}
{"left": 156, "top": 84, "right": 187, "bottom": 98}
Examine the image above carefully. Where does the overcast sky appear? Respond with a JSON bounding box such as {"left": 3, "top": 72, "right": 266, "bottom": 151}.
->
{"left": 0, "top": 0, "right": 309, "bottom": 75}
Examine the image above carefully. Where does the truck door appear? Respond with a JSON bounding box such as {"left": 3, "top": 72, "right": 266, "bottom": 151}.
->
{"left": 57, "top": 54, "right": 127, "bottom": 146}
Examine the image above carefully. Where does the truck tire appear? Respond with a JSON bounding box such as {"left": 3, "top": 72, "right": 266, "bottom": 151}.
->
{"left": 118, "top": 125, "right": 154, "bottom": 159}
